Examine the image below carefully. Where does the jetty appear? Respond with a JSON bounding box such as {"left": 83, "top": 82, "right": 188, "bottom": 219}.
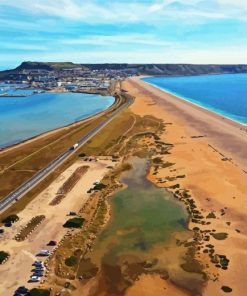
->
{"left": 0, "top": 94, "right": 28, "bottom": 98}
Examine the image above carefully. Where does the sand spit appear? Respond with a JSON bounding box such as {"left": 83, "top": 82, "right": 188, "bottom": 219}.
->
{"left": 130, "top": 77, "right": 247, "bottom": 172}
{"left": 123, "top": 77, "right": 247, "bottom": 296}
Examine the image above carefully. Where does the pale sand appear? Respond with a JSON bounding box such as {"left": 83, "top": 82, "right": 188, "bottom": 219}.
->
{"left": 123, "top": 77, "right": 247, "bottom": 296}
{"left": 0, "top": 157, "right": 115, "bottom": 296}
{"left": 130, "top": 77, "right": 247, "bottom": 172}
{"left": 126, "top": 274, "right": 189, "bottom": 296}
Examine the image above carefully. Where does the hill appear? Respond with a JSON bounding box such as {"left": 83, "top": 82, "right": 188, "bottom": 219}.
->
{"left": 15, "top": 61, "right": 89, "bottom": 71}
{"left": 1, "top": 61, "right": 247, "bottom": 79}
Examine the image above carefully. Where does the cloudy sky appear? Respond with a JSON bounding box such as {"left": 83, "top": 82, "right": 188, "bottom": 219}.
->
{"left": 0, "top": 0, "right": 246, "bottom": 69}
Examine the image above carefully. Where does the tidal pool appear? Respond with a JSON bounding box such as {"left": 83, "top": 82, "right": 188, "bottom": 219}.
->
{"left": 97, "top": 157, "right": 188, "bottom": 257}
{"left": 86, "top": 157, "right": 205, "bottom": 295}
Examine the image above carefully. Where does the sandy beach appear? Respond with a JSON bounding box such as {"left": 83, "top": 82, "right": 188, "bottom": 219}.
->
{"left": 122, "top": 77, "right": 247, "bottom": 296}
{"left": 129, "top": 77, "right": 247, "bottom": 171}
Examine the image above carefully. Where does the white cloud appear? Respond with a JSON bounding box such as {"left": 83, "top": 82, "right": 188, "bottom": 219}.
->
{"left": 0, "top": 43, "right": 48, "bottom": 51}
{"left": 1, "top": 0, "right": 243, "bottom": 24}
{"left": 1, "top": 43, "right": 247, "bottom": 65}
{"left": 1, "top": 0, "right": 247, "bottom": 67}
{"left": 61, "top": 34, "right": 173, "bottom": 47}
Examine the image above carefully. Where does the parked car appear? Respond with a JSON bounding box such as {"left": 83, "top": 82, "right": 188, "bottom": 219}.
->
{"left": 4, "top": 222, "right": 12, "bottom": 227}
{"left": 0, "top": 228, "right": 4, "bottom": 234}
{"left": 29, "top": 275, "right": 41, "bottom": 282}
{"left": 32, "top": 266, "right": 45, "bottom": 272}
{"left": 47, "top": 240, "right": 57, "bottom": 246}
{"left": 33, "top": 271, "right": 44, "bottom": 277}
{"left": 15, "top": 286, "right": 29, "bottom": 294}
{"left": 32, "top": 261, "right": 44, "bottom": 267}
{"left": 37, "top": 250, "right": 50, "bottom": 256}
{"left": 68, "top": 211, "right": 77, "bottom": 216}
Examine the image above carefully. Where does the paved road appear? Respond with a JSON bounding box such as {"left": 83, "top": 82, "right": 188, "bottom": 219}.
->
{"left": 0, "top": 95, "right": 132, "bottom": 213}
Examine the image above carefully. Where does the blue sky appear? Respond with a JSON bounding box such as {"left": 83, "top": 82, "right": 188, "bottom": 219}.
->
{"left": 0, "top": 0, "right": 247, "bottom": 70}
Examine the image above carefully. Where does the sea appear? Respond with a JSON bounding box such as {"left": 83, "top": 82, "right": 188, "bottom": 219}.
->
{"left": 143, "top": 73, "right": 247, "bottom": 126}
{"left": 0, "top": 84, "right": 114, "bottom": 148}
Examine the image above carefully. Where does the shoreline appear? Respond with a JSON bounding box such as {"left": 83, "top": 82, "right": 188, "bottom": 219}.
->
{"left": 139, "top": 71, "right": 247, "bottom": 78}
{"left": 142, "top": 77, "right": 247, "bottom": 128}
{"left": 124, "top": 77, "right": 247, "bottom": 295}
{"left": 132, "top": 76, "right": 247, "bottom": 171}
{"left": 0, "top": 95, "right": 117, "bottom": 154}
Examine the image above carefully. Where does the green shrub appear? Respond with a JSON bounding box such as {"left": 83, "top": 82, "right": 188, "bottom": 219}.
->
{"left": 221, "top": 286, "right": 232, "bottom": 293}
{"left": 152, "top": 157, "right": 163, "bottom": 164}
{"left": 212, "top": 233, "right": 228, "bottom": 240}
{"left": 63, "top": 217, "right": 85, "bottom": 228}
{"left": 93, "top": 183, "right": 107, "bottom": 191}
{"left": 2, "top": 214, "right": 19, "bottom": 224}
{"left": 29, "top": 288, "right": 50, "bottom": 296}
{"left": 0, "top": 251, "right": 9, "bottom": 264}
{"left": 65, "top": 255, "right": 77, "bottom": 266}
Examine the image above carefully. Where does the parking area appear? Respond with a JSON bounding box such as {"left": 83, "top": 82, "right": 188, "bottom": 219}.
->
{"left": 0, "top": 157, "right": 115, "bottom": 296}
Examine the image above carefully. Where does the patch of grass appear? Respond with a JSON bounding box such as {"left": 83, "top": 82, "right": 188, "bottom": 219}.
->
{"left": 206, "top": 212, "right": 216, "bottom": 219}
{"left": 29, "top": 288, "right": 50, "bottom": 296}
{"left": 181, "top": 257, "right": 204, "bottom": 274}
{"left": 162, "top": 162, "right": 175, "bottom": 168}
{"left": 152, "top": 157, "right": 163, "bottom": 164}
{"left": 63, "top": 217, "right": 85, "bottom": 228}
{"left": 211, "top": 233, "right": 228, "bottom": 240}
{"left": 169, "top": 184, "right": 180, "bottom": 189}
{"left": 82, "top": 109, "right": 133, "bottom": 156}
{"left": 65, "top": 255, "right": 78, "bottom": 267}
{"left": 0, "top": 251, "right": 9, "bottom": 264}
{"left": 221, "top": 286, "right": 232, "bottom": 293}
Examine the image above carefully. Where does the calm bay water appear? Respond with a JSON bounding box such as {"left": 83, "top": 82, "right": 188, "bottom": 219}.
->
{"left": 143, "top": 74, "right": 247, "bottom": 125}
{"left": 0, "top": 89, "right": 114, "bottom": 148}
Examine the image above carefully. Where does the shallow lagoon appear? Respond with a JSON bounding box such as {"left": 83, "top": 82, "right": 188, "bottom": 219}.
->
{"left": 0, "top": 91, "right": 114, "bottom": 148}
{"left": 88, "top": 157, "right": 204, "bottom": 295}
{"left": 97, "top": 157, "right": 188, "bottom": 257}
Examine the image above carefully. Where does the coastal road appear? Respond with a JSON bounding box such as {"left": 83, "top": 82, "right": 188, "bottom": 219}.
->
{"left": 0, "top": 94, "right": 132, "bottom": 213}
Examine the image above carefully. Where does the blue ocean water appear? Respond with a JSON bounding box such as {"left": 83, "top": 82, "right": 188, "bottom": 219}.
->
{"left": 0, "top": 90, "right": 114, "bottom": 148}
{"left": 143, "top": 74, "right": 247, "bottom": 126}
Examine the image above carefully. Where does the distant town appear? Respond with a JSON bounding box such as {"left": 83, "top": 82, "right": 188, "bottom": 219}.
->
{"left": 0, "top": 62, "right": 138, "bottom": 95}
{"left": 2, "top": 62, "right": 247, "bottom": 95}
